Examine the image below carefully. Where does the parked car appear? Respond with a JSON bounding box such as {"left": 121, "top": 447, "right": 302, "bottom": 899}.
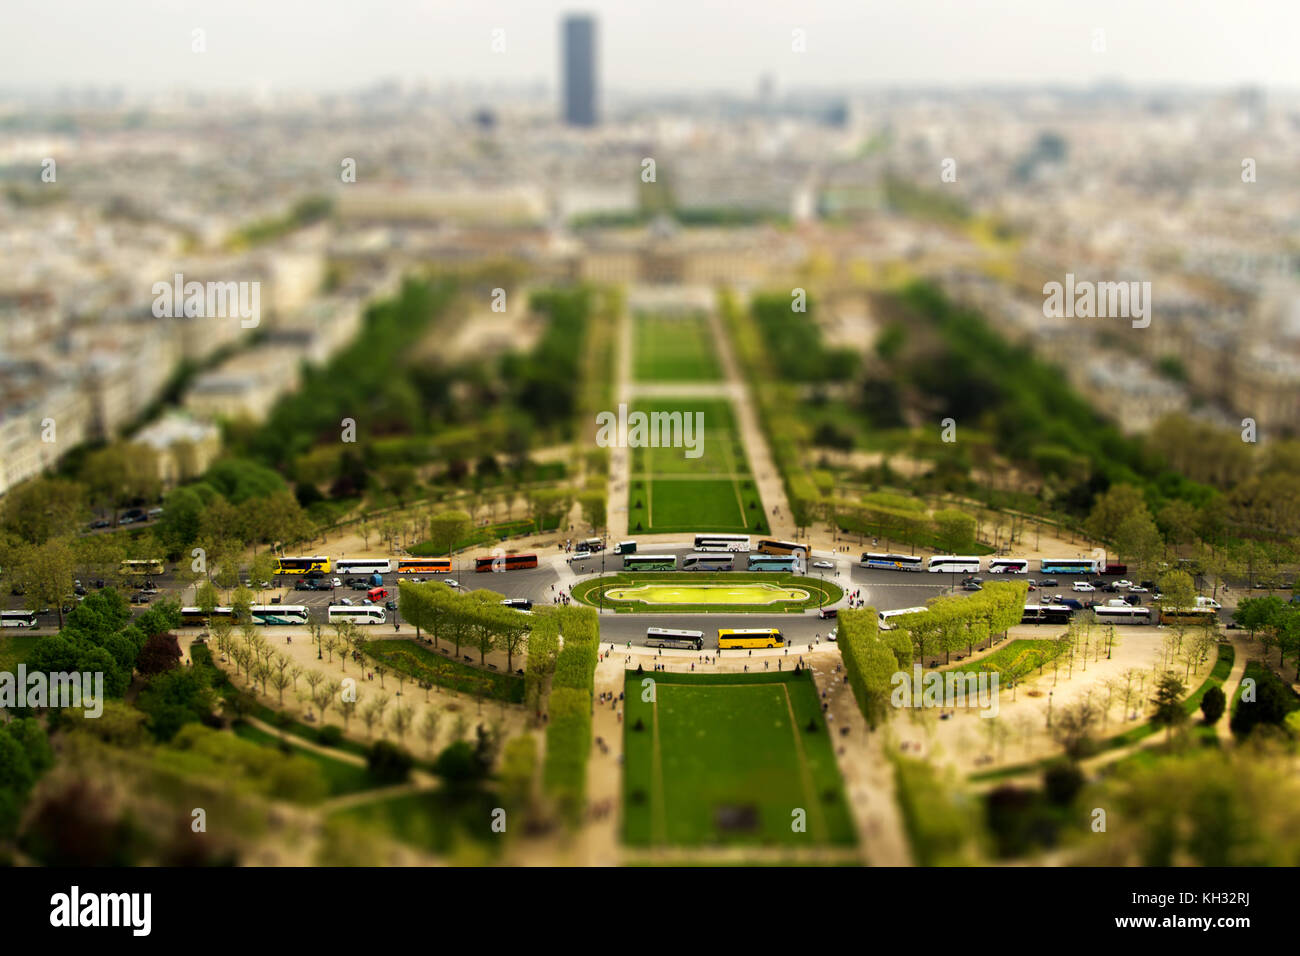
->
{"left": 351, "top": 581, "right": 369, "bottom": 591}
{"left": 1128, "top": 585, "right": 1148, "bottom": 593}
{"left": 1114, "top": 579, "right": 1134, "bottom": 588}
{"left": 89, "top": 518, "right": 112, "bottom": 529}
{"left": 147, "top": 507, "right": 164, "bottom": 518}
{"left": 331, "top": 578, "right": 343, "bottom": 589}
{"left": 1072, "top": 582, "right": 1096, "bottom": 592}
{"left": 813, "top": 560, "right": 834, "bottom": 570}
{"left": 130, "top": 593, "right": 150, "bottom": 605}
{"left": 445, "top": 579, "right": 460, "bottom": 589}
{"left": 1040, "top": 579, "right": 1059, "bottom": 587}
{"left": 121, "top": 508, "right": 147, "bottom": 523}
{"left": 961, "top": 582, "right": 983, "bottom": 591}
{"left": 384, "top": 600, "right": 398, "bottom": 611}
{"left": 337, "top": 597, "right": 354, "bottom": 606}
{"left": 294, "top": 580, "right": 318, "bottom": 591}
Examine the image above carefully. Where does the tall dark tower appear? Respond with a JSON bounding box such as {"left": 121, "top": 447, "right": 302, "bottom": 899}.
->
{"left": 562, "top": 14, "right": 597, "bottom": 127}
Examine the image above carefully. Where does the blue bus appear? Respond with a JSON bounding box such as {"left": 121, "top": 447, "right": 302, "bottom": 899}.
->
{"left": 1039, "top": 558, "right": 1101, "bottom": 575}
{"left": 748, "top": 555, "right": 797, "bottom": 572}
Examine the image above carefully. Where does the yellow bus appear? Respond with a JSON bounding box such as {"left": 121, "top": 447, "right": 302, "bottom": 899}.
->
{"left": 275, "top": 555, "right": 332, "bottom": 575}
{"left": 120, "top": 559, "right": 165, "bottom": 577}
{"left": 717, "top": 627, "right": 784, "bottom": 649}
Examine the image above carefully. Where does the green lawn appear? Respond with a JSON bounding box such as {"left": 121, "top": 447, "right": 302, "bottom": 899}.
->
{"left": 633, "top": 313, "right": 722, "bottom": 382}
{"left": 364, "top": 638, "right": 525, "bottom": 703}
{"left": 628, "top": 399, "right": 766, "bottom": 534}
{"left": 329, "top": 789, "right": 503, "bottom": 858}
{"left": 232, "top": 721, "right": 380, "bottom": 798}
{"left": 623, "top": 670, "right": 856, "bottom": 848}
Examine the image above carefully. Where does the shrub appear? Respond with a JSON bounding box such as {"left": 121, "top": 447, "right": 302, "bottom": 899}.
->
{"left": 1200, "top": 686, "right": 1226, "bottom": 725}
{"left": 367, "top": 740, "right": 414, "bottom": 784}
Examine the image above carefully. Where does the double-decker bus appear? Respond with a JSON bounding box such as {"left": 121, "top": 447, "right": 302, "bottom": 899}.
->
{"left": 0, "top": 610, "right": 38, "bottom": 629}
{"left": 748, "top": 555, "right": 798, "bottom": 572}
{"left": 1020, "top": 604, "right": 1073, "bottom": 625}
{"left": 249, "top": 605, "right": 310, "bottom": 626}
{"left": 623, "top": 554, "right": 677, "bottom": 571}
{"left": 397, "top": 558, "right": 452, "bottom": 575}
{"left": 180, "top": 606, "right": 235, "bottom": 627}
{"left": 682, "top": 553, "right": 734, "bottom": 571}
{"left": 327, "top": 605, "right": 386, "bottom": 625}
{"left": 645, "top": 627, "right": 704, "bottom": 650}
{"left": 861, "top": 552, "right": 925, "bottom": 572}
{"left": 927, "top": 555, "right": 981, "bottom": 574}
{"left": 717, "top": 627, "right": 783, "bottom": 649}
{"left": 335, "top": 558, "right": 392, "bottom": 576}
{"left": 693, "top": 534, "right": 751, "bottom": 553}
{"left": 1039, "top": 558, "right": 1100, "bottom": 575}
{"left": 988, "top": 558, "right": 1029, "bottom": 574}
{"left": 1093, "top": 605, "right": 1152, "bottom": 625}
{"left": 878, "top": 607, "right": 929, "bottom": 630}
{"left": 120, "top": 559, "right": 165, "bottom": 577}
{"left": 1159, "top": 606, "right": 1218, "bottom": 627}
{"left": 473, "top": 553, "right": 539, "bottom": 573}
{"left": 276, "top": 556, "right": 332, "bottom": 575}
{"left": 757, "top": 539, "right": 809, "bottom": 557}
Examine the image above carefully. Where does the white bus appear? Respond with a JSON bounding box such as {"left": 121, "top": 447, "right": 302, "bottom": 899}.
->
{"left": 927, "top": 555, "right": 981, "bottom": 574}
{"left": 682, "top": 553, "right": 735, "bottom": 571}
{"left": 249, "top": 605, "right": 310, "bottom": 626}
{"left": 693, "top": 534, "right": 751, "bottom": 553}
{"left": 1094, "top": 605, "right": 1152, "bottom": 625}
{"left": 861, "top": 552, "right": 925, "bottom": 572}
{"left": 327, "top": 605, "right": 387, "bottom": 626}
{"left": 988, "top": 558, "right": 1029, "bottom": 574}
{"left": 645, "top": 627, "right": 705, "bottom": 650}
{"left": 335, "top": 558, "right": 393, "bottom": 576}
{"left": 878, "top": 607, "right": 929, "bottom": 630}
{"left": 0, "top": 610, "right": 38, "bottom": 628}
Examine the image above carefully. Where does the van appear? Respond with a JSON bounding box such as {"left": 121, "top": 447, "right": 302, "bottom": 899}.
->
{"left": 818, "top": 607, "right": 838, "bottom": 620}
{"left": 614, "top": 541, "right": 637, "bottom": 555}
{"left": 367, "top": 587, "right": 389, "bottom": 603}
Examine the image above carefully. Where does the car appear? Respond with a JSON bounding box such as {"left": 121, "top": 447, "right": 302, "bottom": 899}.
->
{"left": 818, "top": 607, "right": 838, "bottom": 619}
{"left": 306, "top": 570, "right": 325, "bottom": 580}
{"left": 1139, "top": 580, "right": 1156, "bottom": 590}
{"left": 1128, "top": 585, "right": 1148, "bottom": 593}
{"left": 1114, "top": 579, "right": 1134, "bottom": 588}
{"left": 351, "top": 582, "right": 369, "bottom": 591}
{"left": 130, "top": 593, "right": 150, "bottom": 605}
{"left": 384, "top": 600, "right": 398, "bottom": 611}
{"left": 337, "top": 597, "right": 354, "bottom": 606}
{"left": 362, "top": 599, "right": 374, "bottom": 606}
{"left": 827, "top": 627, "right": 838, "bottom": 642}
{"left": 1226, "top": 621, "right": 1243, "bottom": 630}
{"left": 331, "top": 578, "right": 343, "bottom": 589}
{"left": 73, "top": 586, "right": 87, "bottom": 597}
{"left": 294, "top": 580, "right": 317, "bottom": 591}
{"left": 961, "top": 582, "right": 983, "bottom": 591}
{"left": 121, "top": 508, "right": 147, "bottom": 523}
{"left": 1026, "top": 583, "right": 1038, "bottom": 591}
{"left": 1058, "top": 598, "right": 1084, "bottom": 611}
{"left": 445, "top": 579, "right": 460, "bottom": 589}
{"left": 1040, "top": 579, "right": 1059, "bottom": 587}
{"left": 1101, "top": 583, "right": 1117, "bottom": 593}
{"left": 345, "top": 577, "right": 364, "bottom": 586}
{"left": 1123, "top": 594, "right": 1142, "bottom": 606}
{"left": 89, "top": 518, "right": 112, "bottom": 529}
{"left": 1072, "top": 582, "right": 1095, "bottom": 592}
{"left": 147, "top": 507, "right": 164, "bottom": 518}
{"left": 813, "top": 560, "right": 834, "bottom": 570}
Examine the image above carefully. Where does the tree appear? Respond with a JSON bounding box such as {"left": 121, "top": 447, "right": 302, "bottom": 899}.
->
{"left": 1085, "top": 484, "right": 1146, "bottom": 546}
{"left": 427, "top": 510, "right": 471, "bottom": 557}
{"left": 1150, "top": 671, "right": 1187, "bottom": 743}
{"left": 2, "top": 477, "right": 87, "bottom": 545}
{"left": 14, "top": 538, "right": 77, "bottom": 627}
{"left": 136, "top": 632, "right": 183, "bottom": 676}
{"left": 1200, "top": 685, "right": 1226, "bottom": 725}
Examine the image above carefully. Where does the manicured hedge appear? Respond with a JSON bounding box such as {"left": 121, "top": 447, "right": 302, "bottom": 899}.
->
{"left": 544, "top": 687, "right": 594, "bottom": 825}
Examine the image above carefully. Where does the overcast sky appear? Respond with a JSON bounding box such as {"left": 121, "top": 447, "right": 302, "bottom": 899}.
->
{"left": 4, "top": 0, "right": 1296, "bottom": 95}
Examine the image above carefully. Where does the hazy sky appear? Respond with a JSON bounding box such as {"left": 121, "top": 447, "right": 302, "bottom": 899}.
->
{"left": 4, "top": 0, "right": 1296, "bottom": 95}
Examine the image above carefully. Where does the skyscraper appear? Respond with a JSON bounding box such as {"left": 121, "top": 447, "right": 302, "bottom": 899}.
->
{"left": 562, "top": 14, "right": 597, "bottom": 127}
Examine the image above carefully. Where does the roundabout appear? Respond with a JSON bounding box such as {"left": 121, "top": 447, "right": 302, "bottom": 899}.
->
{"left": 573, "top": 572, "right": 843, "bottom": 614}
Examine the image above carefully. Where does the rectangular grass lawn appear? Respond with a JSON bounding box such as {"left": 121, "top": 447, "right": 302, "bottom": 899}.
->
{"left": 623, "top": 670, "right": 856, "bottom": 848}
{"left": 633, "top": 312, "right": 722, "bottom": 382}
{"left": 628, "top": 398, "right": 766, "bottom": 534}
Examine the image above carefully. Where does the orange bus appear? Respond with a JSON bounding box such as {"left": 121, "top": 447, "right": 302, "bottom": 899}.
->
{"left": 475, "top": 553, "right": 539, "bottom": 572}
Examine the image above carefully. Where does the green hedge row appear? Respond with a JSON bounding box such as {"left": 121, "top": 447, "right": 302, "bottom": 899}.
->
{"left": 542, "top": 606, "right": 601, "bottom": 825}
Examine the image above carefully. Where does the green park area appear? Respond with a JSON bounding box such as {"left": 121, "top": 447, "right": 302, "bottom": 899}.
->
{"left": 575, "top": 572, "right": 841, "bottom": 613}
{"left": 633, "top": 312, "right": 722, "bottom": 382}
{"left": 623, "top": 670, "right": 857, "bottom": 848}
{"left": 628, "top": 399, "right": 765, "bottom": 534}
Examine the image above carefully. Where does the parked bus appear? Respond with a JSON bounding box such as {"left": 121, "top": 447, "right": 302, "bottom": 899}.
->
{"left": 748, "top": 555, "right": 798, "bottom": 572}
{"left": 1020, "top": 604, "right": 1073, "bottom": 625}
{"left": 327, "top": 605, "right": 387, "bottom": 625}
{"left": 861, "top": 553, "right": 925, "bottom": 572}
{"left": 693, "top": 534, "right": 751, "bottom": 553}
{"left": 927, "top": 555, "right": 981, "bottom": 574}
{"left": 180, "top": 606, "right": 235, "bottom": 627}
{"left": 757, "top": 539, "right": 809, "bottom": 557}
{"left": 397, "top": 558, "right": 451, "bottom": 575}
{"left": 249, "top": 605, "right": 310, "bottom": 626}
{"left": 717, "top": 627, "right": 783, "bottom": 649}
{"left": 335, "top": 558, "right": 393, "bottom": 576}
{"left": 1039, "top": 558, "right": 1100, "bottom": 575}
{"left": 878, "top": 607, "right": 930, "bottom": 630}
{"left": 473, "top": 553, "right": 539, "bottom": 573}
{"left": 1159, "top": 606, "right": 1218, "bottom": 627}
{"left": 646, "top": 627, "right": 704, "bottom": 650}
{"left": 0, "top": 610, "right": 38, "bottom": 628}
{"left": 1103, "top": 563, "right": 1128, "bottom": 576}
{"left": 120, "top": 559, "right": 165, "bottom": 577}
{"left": 623, "top": 554, "right": 677, "bottom": 571}
{"left": 1093, "top": 605, "right": 1152, "bottom": 625}
{"left": 682, "top": 553, "right": 734, "bottom": 571}
{"left": 576, "top": 537, "right": 605, "bottom": 554}
{"left": 988, "top": 558, "right": 1029, "bottom": 574}
{"left": 276, "top": 556, "right": 331, "bottom": 575}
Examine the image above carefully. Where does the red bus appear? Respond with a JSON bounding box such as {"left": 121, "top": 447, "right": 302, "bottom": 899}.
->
{"left": 475, "top": 553, "right": 539, "bottom": 572}
{"left": 1103, "top": 563, "right": 1128, "bottom": 576}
